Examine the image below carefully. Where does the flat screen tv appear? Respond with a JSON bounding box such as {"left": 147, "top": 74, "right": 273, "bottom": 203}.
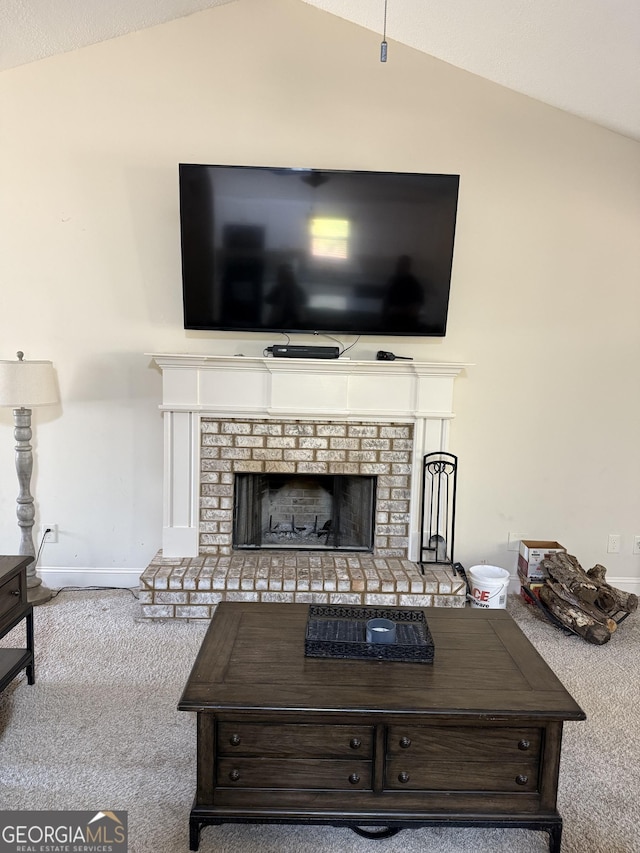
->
{"left": 179, "top": 164, "right": 459, "bottom": 337}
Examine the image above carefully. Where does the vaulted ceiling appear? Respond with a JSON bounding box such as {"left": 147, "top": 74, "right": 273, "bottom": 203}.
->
{"left": 1, "top": 0, "right": 638, "bottom": 141}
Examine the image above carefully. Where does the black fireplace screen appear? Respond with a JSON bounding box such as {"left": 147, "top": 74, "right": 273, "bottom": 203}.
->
{"left": 233, "top": 473, "right": 376, "bottom": 551}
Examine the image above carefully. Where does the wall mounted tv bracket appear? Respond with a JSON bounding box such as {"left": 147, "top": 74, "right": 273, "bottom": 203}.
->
{"left": 267, "top": 345, "right": 340, "bottom": 359}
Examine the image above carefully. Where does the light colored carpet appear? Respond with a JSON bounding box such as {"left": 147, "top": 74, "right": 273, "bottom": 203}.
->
{"left": 1, "top": 589, "right": 638, "bottom": 853}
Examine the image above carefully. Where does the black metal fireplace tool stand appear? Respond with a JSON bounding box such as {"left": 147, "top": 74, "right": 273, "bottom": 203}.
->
{"left": 418, "top": 452, "right": 458, "bottom": 576}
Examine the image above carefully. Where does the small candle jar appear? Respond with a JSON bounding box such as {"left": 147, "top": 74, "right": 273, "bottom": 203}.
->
{"left": 366, "top": 618, "right": 396, "bottom": 644}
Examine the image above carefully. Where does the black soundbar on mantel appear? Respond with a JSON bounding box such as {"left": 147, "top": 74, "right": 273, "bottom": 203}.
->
{"left": 268, "top": 345, "right": 340, "bottom": 359}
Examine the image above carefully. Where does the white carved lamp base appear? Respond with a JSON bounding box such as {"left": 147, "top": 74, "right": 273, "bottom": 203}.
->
{"left": 14, "top": 406, "right": 53, "bottom": 606}
{"left": 0, "top": 352, "right": 59, "bottom": 606}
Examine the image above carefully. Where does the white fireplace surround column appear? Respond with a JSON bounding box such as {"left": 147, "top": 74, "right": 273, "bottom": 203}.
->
{"left": 149, "top": 354, "right": 466, "bottom": 562}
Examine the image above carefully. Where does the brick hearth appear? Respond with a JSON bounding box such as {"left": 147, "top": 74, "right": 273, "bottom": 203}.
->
{"left": 139, "top": 552, "right": 467, "bottom": 619}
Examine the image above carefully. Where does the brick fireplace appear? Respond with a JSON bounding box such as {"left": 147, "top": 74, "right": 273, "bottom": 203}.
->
{"left": 140, "top": 354, "right": 467, "bottom": 618}
{"left": 199, "top": 417, "right": 413, "bottom": 556}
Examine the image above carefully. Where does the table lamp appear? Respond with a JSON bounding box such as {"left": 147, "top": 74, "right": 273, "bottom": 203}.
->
{"left": 0, "top": 351, "right": 59, "bottom": 604}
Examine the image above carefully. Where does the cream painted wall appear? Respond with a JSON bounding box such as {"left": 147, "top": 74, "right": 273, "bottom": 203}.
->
{"left": 1, "top": 0, "right": 638, "bottom": 588}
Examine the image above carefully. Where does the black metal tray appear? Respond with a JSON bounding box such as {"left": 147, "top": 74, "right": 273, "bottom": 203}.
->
{"left": 304, "top": 604, "right": 435, "bottom": 664}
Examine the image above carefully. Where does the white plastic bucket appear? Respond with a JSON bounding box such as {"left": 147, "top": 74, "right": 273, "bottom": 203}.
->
{"left": 468, "top": 565, "right": 510, "bottom": 609}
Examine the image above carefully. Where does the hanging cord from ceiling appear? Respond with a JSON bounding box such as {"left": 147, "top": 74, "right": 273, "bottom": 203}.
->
{"left": 380, "top": 0, "right": 388, "bottom": 62}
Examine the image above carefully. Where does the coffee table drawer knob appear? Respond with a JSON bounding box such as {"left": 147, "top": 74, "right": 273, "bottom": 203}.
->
{"left": 229, "top": 769, "right": 241, "bottom": 782}
{"left": 515, "top": 774, "right": 529, "bottom": 786}
{"left": 398, "top": 771, "right": 410, "bottom": 784}
{"left": 518, "top": 739, "right": 531, "bottom": 751}
{"left": 399, "top": 736, "right": 411, "bottom": 749}
{"left": 229, "top": 734, "right": 241, "bottom": 746}
{"left": 348, "top": 773, "right": 360, "bottom": 785}
{"left": 350, "top": 737, "right": 362, "bottom": 750}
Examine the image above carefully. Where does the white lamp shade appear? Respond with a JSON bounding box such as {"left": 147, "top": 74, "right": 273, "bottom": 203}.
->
{"left": 0, "top": 358, "right": 59, "bottom": 407}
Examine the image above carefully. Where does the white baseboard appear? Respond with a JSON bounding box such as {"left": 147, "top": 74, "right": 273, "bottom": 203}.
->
{"left": 602, "top": 576, "right": 640, "bottom": 595}
{"left": 38, "top": 568, "right": 141, "bottom": 590}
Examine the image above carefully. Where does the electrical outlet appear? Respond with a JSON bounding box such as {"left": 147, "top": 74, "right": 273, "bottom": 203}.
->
{"left": 633, "top": 535, "right": 640, "bottom": 555}
{"left": 43, "top": 523, "right": 58, "bottom": 544}
{"left": 607, "top": 533, "right": 621, "bottom": 554}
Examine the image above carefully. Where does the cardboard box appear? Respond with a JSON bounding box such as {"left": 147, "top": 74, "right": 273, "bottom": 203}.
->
{"left": 517, "top": 540, "right": 565, "bottom": 581}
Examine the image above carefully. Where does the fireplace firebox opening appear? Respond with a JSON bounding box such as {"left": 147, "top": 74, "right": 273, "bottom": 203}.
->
{"left": 233, "top": 473, "right": 376, "bottom": 551}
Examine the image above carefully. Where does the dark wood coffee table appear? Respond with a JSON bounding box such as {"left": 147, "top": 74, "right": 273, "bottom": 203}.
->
{"left": 179, "top": 602, "right": 585, "bottom": 852}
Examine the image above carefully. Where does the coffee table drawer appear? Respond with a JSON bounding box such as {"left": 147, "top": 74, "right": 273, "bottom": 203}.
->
{"left": 385, "top": 758, "right": 540, "bottom": 792}
{"left": 387, "top": 725, "right": 542, "bottom": 761}
{"left": 217, "top": 722, "right": 373, "bottom": 758}
{"left": 386, "top": 725, "right": 541, "bottom": 793}
{"left": 216, "top": 757, "right": 372, "bottom": 790}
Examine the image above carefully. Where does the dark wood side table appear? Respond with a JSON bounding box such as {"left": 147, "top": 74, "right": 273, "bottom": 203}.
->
{"left": 0, "top": 556, "right": 35, "bottom": 693}
{"left": 179, "top": 602, "right": 585, "bottom": 853}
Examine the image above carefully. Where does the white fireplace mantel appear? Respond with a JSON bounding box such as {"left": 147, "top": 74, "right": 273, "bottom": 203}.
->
{"left": 148, "top": 354, "right": 467, "bottom": 560}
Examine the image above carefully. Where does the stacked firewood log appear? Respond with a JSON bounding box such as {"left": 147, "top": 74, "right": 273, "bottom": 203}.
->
{"left": 536, "top": 552, "right": 637, "bottom": 645}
